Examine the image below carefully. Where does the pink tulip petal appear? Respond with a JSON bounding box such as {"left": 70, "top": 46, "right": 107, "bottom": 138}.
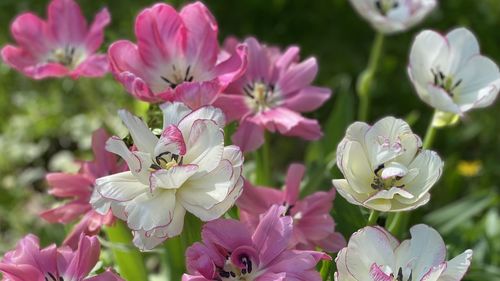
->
{"left": 283, "top": 85, "right": 332, "bottom": 112}
{"left": 180, "top": 2, "right": 219, "bottom": 70}
{"left": 278, "top": 57, "right": 318, "bottom": 95}
{"left": 170, "top": 81, "right": 220, "bottom": 109}
{"left": 71, "top": 54, "right": 109, "bottom": 78}
{"left": 85, "top": 269, "right": 124, "bottom": 281}
{"left": 232, "top": 119, "right": 265, "bottom": 152}
{"left": 1, "top": 45, "right": 39, "bottom": 73}
{"left": 10, "top": 13, "right": 52, "bottom": 55}
{"left": 214, "top": 44, "right": 248, "bottom": 89}
{"left": 284, "top": 163, "right": 305, "bottom": 204}
{"left": 85, "top": 8, "right": 111, "bottom": 53}
{"left": 253, "top": 107, "right": 322, "bottom": 140}
{"left": 48, "top": 0, "right": 88, "bottom": 44}
{"left": 212, "top": 93, "right": 251, "bottom": 123}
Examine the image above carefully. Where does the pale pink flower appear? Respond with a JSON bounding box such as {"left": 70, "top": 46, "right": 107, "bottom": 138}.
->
{"left": 335, "top": 224, "right": 473, "bottom": 281}
{"left": 0, "top": 234, "right": 123, "bottom": 281}
{"left": 107, "top": 2, "right": 247, "bottom": 103}
{"left": 214, "top": 37, "right": 331, "bottom": 152}
{"left": 237, "top": 163, "right": 346, "bottom": 253}
{"left": 40, "top": 129, "right": 126, "bottom": 249}
{"left": 183, "top": 205, "right": 330, "bottom": 281}
{"left": 1, "top": 0, "right": 110, "bottom": 79}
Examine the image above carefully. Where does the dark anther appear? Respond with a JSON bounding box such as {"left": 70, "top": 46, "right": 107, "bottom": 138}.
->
{"left": 150, "top": 163, "right": 162, "bottom": 170}
{"left": 439, "top": 71, "right": 445, "bottom": 80}
{"left": 219, "top": 269, "right": 230, "bottom": 278}
{"left": 374, "top": 164, "right": 385, "bottom": 175}
{"left": 244, "top": 84, "right": 255, "bottom": 99}
{"left": 241, "top": 256, "right": 252, "bottom": 273}
{"left": 230, "top": 272, "right": 236, "bottom": 277}
{"left": 451, "top": 79, "right": 462, "bottom": 90}
{"left": 161, "top": 76, "right": 177, "bottom": 89}
{"left": 407, "top": 271, "right": 413, "bottom": 281}
{"left": 46, "top": 273, "right": 60, "bottom": 281}
{"left": 284, "top": 204, "right": 294, "bottom": 216}
{"left": 185, "top": 66, "right": 191, "bottom": 80}
{"left": 396, "top": 267, "right": 403, "bottom": 281}
{"left": 432, "top": 69, "right": 438, "bottom": 85}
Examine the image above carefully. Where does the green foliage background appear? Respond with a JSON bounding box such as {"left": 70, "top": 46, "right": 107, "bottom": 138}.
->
{"left": 0, "top": 0, "right": 500, "bottom": 280}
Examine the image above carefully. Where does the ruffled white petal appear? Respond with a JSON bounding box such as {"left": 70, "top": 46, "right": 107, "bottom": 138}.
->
{"left": 118, "top": 109, "right": 158, "bottom": 154}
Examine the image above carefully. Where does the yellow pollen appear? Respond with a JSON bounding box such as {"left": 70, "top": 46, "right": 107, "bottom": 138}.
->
{"left": 457, "top": 160, "right": 482, "bottom": 177}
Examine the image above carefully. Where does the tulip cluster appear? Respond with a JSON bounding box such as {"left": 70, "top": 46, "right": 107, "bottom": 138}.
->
{"left": 1, "top": 0, "right": 496, "bottom": 280}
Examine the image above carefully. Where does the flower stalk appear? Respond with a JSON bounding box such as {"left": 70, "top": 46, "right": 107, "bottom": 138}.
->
{"left": 104, "top": 221, "right": 148, "bottom": 281}
{"left": 255, "top": 131, "right": 271, "bottom": 185}
{"left": 356, "top": 32, "right": 384, "bottom": 121}
{"left": 367, "top": 210, "right": 380, "bottom": 226}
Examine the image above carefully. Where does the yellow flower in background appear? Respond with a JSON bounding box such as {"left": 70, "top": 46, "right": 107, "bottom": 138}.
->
{"left": 457, "top": 160, "right": 482, "bottom": 177}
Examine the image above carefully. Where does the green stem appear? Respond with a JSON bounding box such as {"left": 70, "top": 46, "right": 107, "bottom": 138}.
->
{"left": 254, "top": 132, "right": 271, "bottom": 185}
{"left": 357, "top": 32, "right": 384, "bottom": 121}
{"left": 164, "top": 214, "right": 202, "bottom": 281}
{"left": 386, "top": 111, "right": 439, "bottom": 236}
{"left": 104, "top": 221, "right": 148, "bottom": 281}
{"left": 320, "top": 259, "right": 332, "bottom": 281}
{"left": 367, "top": 210, "right": 380, "bottom": 226}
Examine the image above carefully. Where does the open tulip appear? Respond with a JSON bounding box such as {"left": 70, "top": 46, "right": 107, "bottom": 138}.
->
{"left": 91, "top": 102, "right": 244, "bottom": 250}
{"left": 183, "top": 205, "right": 329, "bottom": 281}
{"left": 237, "top": 163, "right": 345, "bottom": 252}
{"left": 214, "top": 37, "right": 331, "bottom": 152}
{"left": 408, "top": 28, "right": 500, "bottom": 115}
{"left": 0, "top": 234, "right": 123, "bottom": 281}
{"left": 1, "top": 0, "right": 110, "bottom": 79}
{"left": 349, "top": 0, "right": 436, "bottom": 34}
{"left": 335, "top": 224, "right": 473, "bottom": 281}
{"left": 332, "top": 117, "right": 443, "bottom": 212}
{"left": 108, "top": 2, "right": 247, "bottom": 103}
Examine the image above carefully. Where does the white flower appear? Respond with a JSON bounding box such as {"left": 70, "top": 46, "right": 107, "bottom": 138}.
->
{"left": 332, "top": 117, "right": 443, "bottom": 212}
{"left": 91, "top": 102, "right": 244, "bottom": 250}
{"left": 349, "top": 0, "right": 436, "bottom": 34}
{"left": 408, "top": 28, "right": 500, "bottom": 115}
{"left": 335, "top": 224, "right": 473, "bottom": 281}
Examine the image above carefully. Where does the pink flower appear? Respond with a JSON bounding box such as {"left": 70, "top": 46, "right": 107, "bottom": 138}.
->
{"left": 237, "top": 163, "right": 346, "bottom": 253}
{"left": 107, "top": 2, "right": 247, "bottom": 103}
{"left": 0, "top": 234, "right": 123, "bottom": 281}
{"left": 183, "top": 205, "right": 329, "bottom": 281}
{"left": 213, "top": 37, "right": 332, "bottom": 152}
{"left": 1, "top": 0, "right": 111, "bottom": 79}
{"left": 40, "top": 129, "right": 126, "bottom": 249}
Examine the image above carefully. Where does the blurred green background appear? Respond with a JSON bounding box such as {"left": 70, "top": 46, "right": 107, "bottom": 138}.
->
{"left": 1, "top": 0, "right": 500, "bottom": 280}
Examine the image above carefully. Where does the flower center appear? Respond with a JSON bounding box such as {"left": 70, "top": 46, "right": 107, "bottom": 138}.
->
{"left": 149, "top": 152, "right": 183, "bottom": 171}
{"left": 371, "top": 163, "right": 407, "bottom": 190}
{"left": 374, "top": 0, "right": 399, "bottom": 15}
{"left": 244, "top": 82, "right": 281, "bottom": 112}
{"left": 431, "top": 68, "right": 462, "bottom": 97}
{"left": 45, "top": 272, "right": 64, "bottom": 281}
{"left": 161, "top": 65, "right": 194, "bottom": 89}
{"left": 48, "top": 45, "right": 84, "bottom": 68}
{"left": 218, "top": 255, "right": 256, "bottom": 281}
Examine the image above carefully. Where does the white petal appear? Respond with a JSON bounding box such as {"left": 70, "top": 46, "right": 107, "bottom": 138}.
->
{"left": 95, "top": 172, "right": 149, "bottom": 202}
{"left": 365, "top": 117, "right": 412, "bottom": 166}
{"left": 181, "top": 176, "right": 243, "bottom": 222}
{"left": 422, "top": 263, "right": 447, "bottom": 281}
{"left": 334, "top": 248, "right": 358, "bottom": 281}
{"left": 149, "top": 165, "right": 198, "bottom": 191}
{"left": 446, "top": 28, "right": 480, "bottom": 74}
{"left": 178, "top": 159, "right": 234, "bottom": 210}
{"left": 438, "top": 249, "right": 473, "bottom": 281}
{"left": 409, "top": 30, "right": 449, "bottom": 88}
{"left": 425, "top": 84, "right": 461, "bottom": 114}
{"left": 125, "top": 190, "right": 176, "bottom": 231}
{"left": 183, "top": 119, "right": 224, "bottom": 175}
{"left": 404, "top": 150, "right": 443, "bottom": 199}
{"left": 118, "top": 110, "right": 158, "bottom": 154}
{"left": 344, "top": 226, "right": 398, "bottom": 281}
{"left": 394, "top": 133, "right": 422, "bottom": 166}
{"left": 380, "top": 162, "right": 408, "bottom": 180}
{"left": 364, "top": 187, "right": 415, "bottom": 212}
{"left": 132, "top": 202, "right": 186, "bottom": 251}
{"left": 177, "top": 106, "right": 225, "bottom": 136}
{"left": 339, "top": 141, "right": 375, "bottom": 194}
{"left": 160, "top": 102, "right": 192, "bottom": 128}
{"left": 406, "top": 224, "right": 447, "bottom": 281}
{"left": 332, "top": 179, "right": 367, "bottom": 206}
{"left": 106, "top": 137, "right": 153, "bottom": 184}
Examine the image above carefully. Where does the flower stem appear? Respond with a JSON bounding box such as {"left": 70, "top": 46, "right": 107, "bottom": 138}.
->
{"left": 254, "top": 132, "right": 271, "bottom": 185}
{"left": 104, "top": 221, "right": 148, "bottom": 281}
{"left": 357, "top": 32, "right": 384, "bottom": 121}
{"left": 387, "top": 111, "right": 439, "bottom": 236}
{"left": 320, "top": 259, "right": 333, "bottom": 281}
{"left": 164, "top": 213, "right": 202, "bottom": 280}
{"left": 367, "top": 210, "right": 380, "bottom": 226}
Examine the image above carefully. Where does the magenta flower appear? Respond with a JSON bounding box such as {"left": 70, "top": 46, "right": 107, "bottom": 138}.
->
{"left": 107, "top": 2, "right": 247, "bottom": 103}
{"left": 0, "top": 234, "right": 123, "bottom": 281}
{"left": 1, "top": 0, "right": 110, "bottom": 79}
{"left": 237, "top": 163, "right": 346, "bottom": 253}
{"left": 213, "top": 37, "right": 332, "bottom": 152}
{"left": 183, "top": 205, "right": 329, "bottom": 281}
{"left": 40, "top": 129, "right": 126, "bottom": 249}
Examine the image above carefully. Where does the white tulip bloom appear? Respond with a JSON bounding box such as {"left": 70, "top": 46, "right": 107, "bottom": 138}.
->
{"left": 408, "top": 28, "right": 500, "bottom": 115}
{"left": 333, "top": 117, "right": 443, "bottom": 212}
{"left": 349, "top": 0, "right": 436, "bottom": 34}
{"left": 91, "top": 102, "right": 244, "bottom": 250}
{"left": 335, "top": 224, "right": 473, "bottom": 281}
